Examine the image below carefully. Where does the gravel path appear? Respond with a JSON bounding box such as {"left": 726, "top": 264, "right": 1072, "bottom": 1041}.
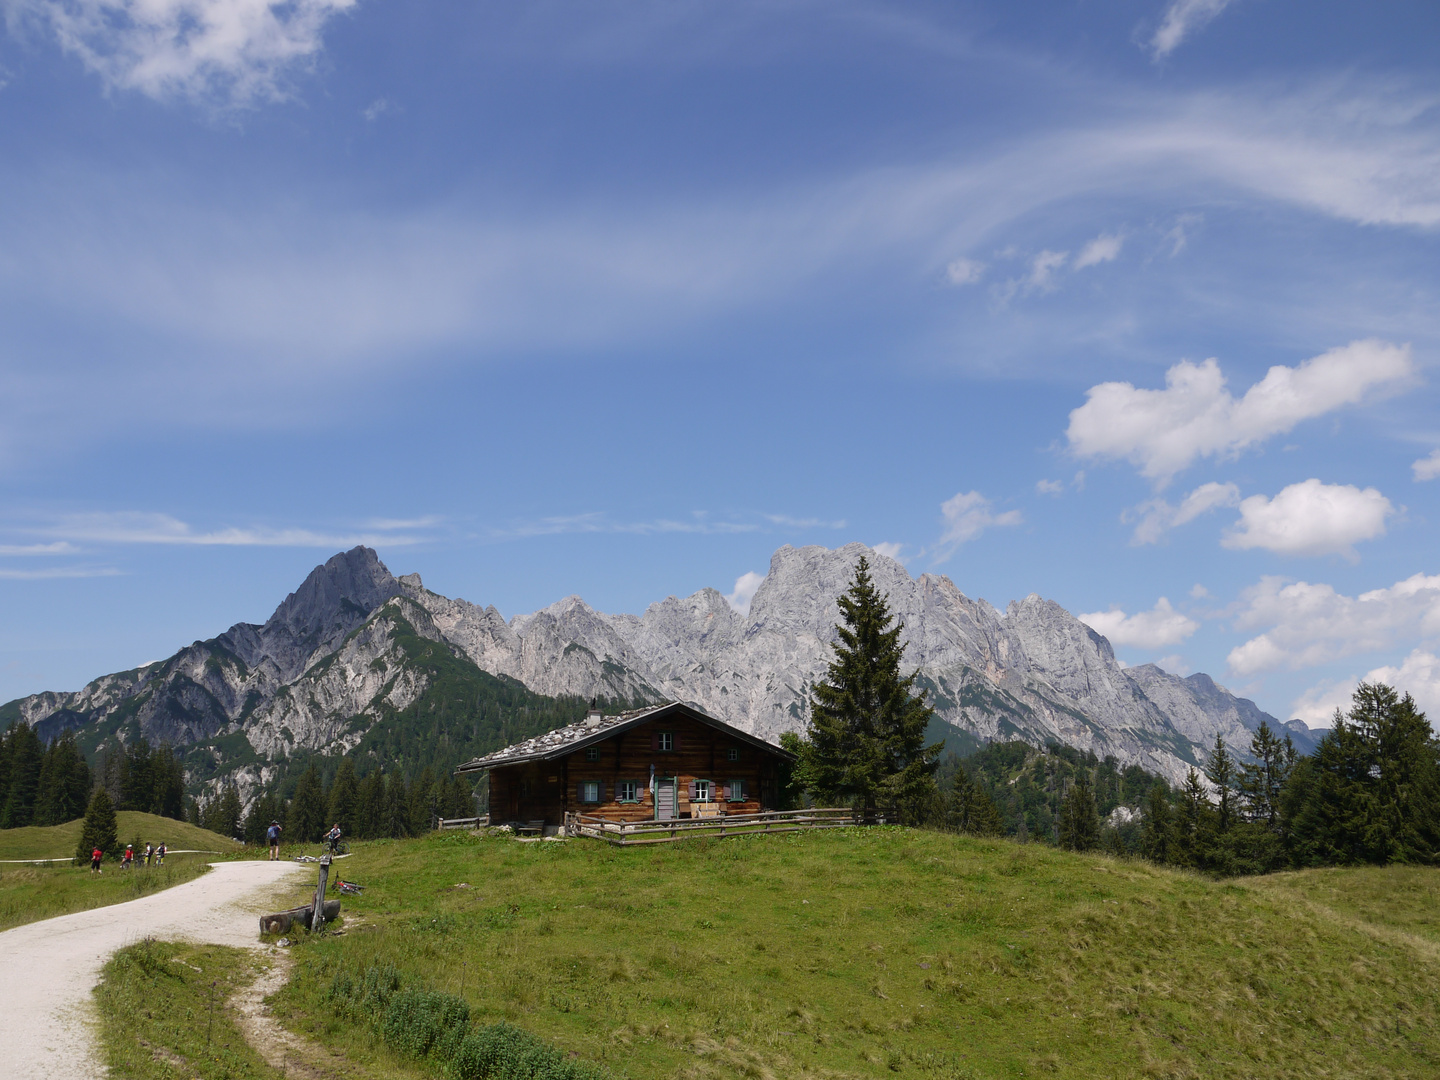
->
{"left": 0, "top": 860, "right": 309, "bottom": 1080}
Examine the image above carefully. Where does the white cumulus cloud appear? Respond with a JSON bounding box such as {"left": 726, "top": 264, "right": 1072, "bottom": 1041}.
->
{"left": 1079, "top": 597, "right": 1199, "bottom": 649}
{"left": 934, "top": 491, "right": 1022, "bottom": 562}
{"left": 1291, "top": 649, "right": 1440, "bottom": 727}
{"left": 11, "top": 0, "right": 356, "bottom": 105}
{"left": 725, "top": 571, "right": 765, "bottom": 616}
{"left": 1149, "top": 0, "right": 1239, "bottom": 60}
{"left": 1222, "top": 479, "right": 1392, "bottom": 558}
{"left": 1066, "top": 339, "right": 1413, "bottom": 487}
{"left": 1412, "top": 449, "right": 1440, "bottom": 482}
{"left": 1073, "top": 232, "right": 1124, "bottom": 269}
{"left": 1130, "top": 480, "right": 1240, "bottom": 544}
{"left": 1227, "top": 571, "right": 1440, "bottom": 676}
{"left": 871, "top": 542, "right": 904, "bottom": 560}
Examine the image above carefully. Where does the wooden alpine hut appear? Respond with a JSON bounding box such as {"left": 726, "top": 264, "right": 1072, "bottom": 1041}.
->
{"left": 456, "top": 701, "right": 795, "bottom": 832}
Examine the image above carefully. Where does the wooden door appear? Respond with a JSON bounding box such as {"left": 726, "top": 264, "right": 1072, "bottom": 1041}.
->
{"left": 655, "top": 778, "right": 676, "bottom": 820}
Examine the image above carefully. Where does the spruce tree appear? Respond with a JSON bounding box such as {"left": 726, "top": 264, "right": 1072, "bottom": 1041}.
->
{"left": 75, "top": 786, "right": 119, "bottom": 862}
{"left": 288, "top": 762, "right": 327, "bottom": 842}
{"left": 1203, "top": 735, "right": 1237, "bottom": 835}
{"left": 0, "top": 722, "right": 43, "bottom": 828}
{"left": 1141, "top": 782, "right": 1173, "bottom": 863}
{"left": 948, "top": 769, "right": 1005, "bottom": 836}
{"left": 357, "top": 770, "right": 385, "bottom": 838}
{"left": 327, "top": 758, "right": 361, "bottom": 835}
{"left": 1237, "top": 721, "right": 1290, "bottom": 828}
{"left": 211, "top": 785, "right": 243, "bottom": 840}
{"left": 408, "top": 766, "right": 437, "bottom": 834}
{"left": 1058, "top": 772, "right": 1101, "bottom": 851}
{"left": 33, "top": 732, "right": 91, "bottom": 827}
{"left": 1174, "top": 768, "right": 1211, "bottom": 868}
{"left": 382, "top": 772, "right": 410, "bottom": 838}
{"left": 797, "top": 556, "right": 942, "bottom": 819}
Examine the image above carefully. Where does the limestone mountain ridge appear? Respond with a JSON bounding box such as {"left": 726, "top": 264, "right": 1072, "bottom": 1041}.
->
{"left": 1, "top": 544, "right": 1313, "bottom": 793}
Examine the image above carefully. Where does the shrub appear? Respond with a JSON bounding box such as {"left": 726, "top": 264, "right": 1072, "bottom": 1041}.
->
{"left": 449, "top": 1022, "right": 607, "bottom": 1080}
{"left": 380, "top": 987, "right": 470, "bottom": 1061}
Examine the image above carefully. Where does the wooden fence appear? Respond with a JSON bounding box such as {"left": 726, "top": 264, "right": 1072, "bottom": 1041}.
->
{"left": 436, "top": 815, "right": 489, "bottom": 830}
{"left": 563, "top": 807, "right": 889, "bottom": 845}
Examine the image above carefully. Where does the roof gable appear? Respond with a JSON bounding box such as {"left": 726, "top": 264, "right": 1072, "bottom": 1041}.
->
{"left": 455, "top": 700, "right": 794, "bottom": 772}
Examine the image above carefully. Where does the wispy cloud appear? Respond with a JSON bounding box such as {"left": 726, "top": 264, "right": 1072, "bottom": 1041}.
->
{"left": 494, "top": 513, "right": 760, "bottom": 539}
{"left": 0, "top": 541, "right": 80, "bottom": 556}
{"left": 1412, "top": 449, "right": 1440, "bottom": 482}
{"left": 1073, "top": 231, "right": 1124, "bottom": 269}
{"left": 933, "top": 491, "right": 1022, "bottom": 562}
{"left": 944, "top": 257, "right": 985, "bottom": 286}
{"left": 25, "top": 511, "right": 426, "bottom": 548}
{"left": 725, "top": 571, "right": 765, "bottom": 615}
{"left": 1148, "top": 0, "right": 1241, "bottom": 60}
{"left": 1129, "top": 481, "right": 1240, "bottom": 544}
{"left": 0, "top": 564, "right": 122, "bottom": 580}
{"left": 762, "top": 514, "right": 848, "bottom": 530}
{"left": 9, "top": 0, "right": 357, "bottom": 107}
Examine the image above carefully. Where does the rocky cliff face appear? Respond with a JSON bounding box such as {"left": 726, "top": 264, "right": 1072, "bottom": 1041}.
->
{"left": 2, "top": 543, "right": 1310, "bottom": 789}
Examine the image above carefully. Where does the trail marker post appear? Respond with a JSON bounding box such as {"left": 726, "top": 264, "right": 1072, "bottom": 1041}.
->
{"left": 310, "top": 854, "right": 331, "bottom": 933}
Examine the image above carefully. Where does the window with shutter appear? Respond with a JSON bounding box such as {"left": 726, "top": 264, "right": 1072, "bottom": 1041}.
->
{"left": 578, "top": 781, "right": 601, "bottom": 804}
{"left": 727, "top": 779, "right": 746, "bottom": 802}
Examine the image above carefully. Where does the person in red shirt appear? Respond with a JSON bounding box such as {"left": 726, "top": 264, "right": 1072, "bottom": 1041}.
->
{"left": 90, "top": 847, "right": 103, "bottom": 874}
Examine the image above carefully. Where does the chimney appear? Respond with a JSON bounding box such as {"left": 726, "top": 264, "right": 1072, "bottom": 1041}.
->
{"left": 585, "top": 707, "right": 603, "bottom": 728}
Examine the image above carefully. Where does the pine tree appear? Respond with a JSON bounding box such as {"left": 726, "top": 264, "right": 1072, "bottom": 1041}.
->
{"left": 210, "top": 785, "right": 243, "bottom": 840}
{"left": 382, "top": 772, "right": 410, "bottom": 838}
{"left": 33, "top": 732, "right": 91, "bottom": 827}
{"left": 408, "top": 766, "right": 437, "bottom": 834}
{"left": 121, "top": 738, "right": 155, "bottom": 813}
{"left": 1141, "top": 782, "right": 1173, "bottom": 863}
{"left": 1204, "top": 735, "right": 1237, "bottom": 836}
{"left": 357, "top": 770, "right": 385, "bottom": 838}
{"left": 75, "top": 786, "right": 119, "bottom": 862}
{"left": 1237, "top": 722, "right": 1290, "bottom": 828}
{"left": 288, "top": 762, "right": 327, "bottom": 843}
{"left": 151, "top": 745, "right": 187, "bottom": 821}
{"left": 948, "top": 769, "right": 1005, "bottom": 836}
{"left": 327, "top": 758, "right": 361, "bottom": 835}
{"left": 1289, "top": 683, "right": 1440, "bottom": 865}
{"left": 1173, "top": 768, "right": 1211, "bottom": 868}
{"left": 1058, "top": 772, "right": 1101, "bottom": 851}
{"left": 0, "top": 722, "right": 43, "bottom": 828}
{"left": 797, "top": 556, "right": 942, "bottom": 819}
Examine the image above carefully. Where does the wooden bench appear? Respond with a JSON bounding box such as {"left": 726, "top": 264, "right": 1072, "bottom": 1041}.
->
{"left": 515, "top": 820, "right": 546, "bottom": 837}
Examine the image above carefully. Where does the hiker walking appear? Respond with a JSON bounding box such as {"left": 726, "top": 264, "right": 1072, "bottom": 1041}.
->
{"left": 266, "top": 821, "right": 282, "bottom": 861}
{"left": 90, "top": 847, "right": 103, "bottom": 874}
{"left": 156, "top": 842, "right": 166, "bottom": 865}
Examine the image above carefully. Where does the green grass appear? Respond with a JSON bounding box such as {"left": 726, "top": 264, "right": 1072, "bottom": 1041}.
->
{"left": 0, "top": 811, "right": 242, "bottom": 861}
{"left": 94, "top": 940, "right": 280, "bottom": 1080}
{"left": 0, "top": 857, "right": 217, "bottom": 931}
{"left": 271, "top": 828, "right": 1440, "bottom": 1080}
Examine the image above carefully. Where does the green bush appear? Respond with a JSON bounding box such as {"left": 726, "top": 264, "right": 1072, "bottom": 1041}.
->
{"left": 324, "top": 963, "right": 604, "bottom": 1080}
{"left": 449, "top": 1023, "right": 606, "bottom": 1080}
{"left": 380, "top": 987, "right": 469, "bottom": 1060}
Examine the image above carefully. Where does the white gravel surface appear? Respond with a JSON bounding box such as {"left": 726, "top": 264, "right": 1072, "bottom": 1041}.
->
{"left": 0, "top": 860, "right": 309, "bottom": 1080}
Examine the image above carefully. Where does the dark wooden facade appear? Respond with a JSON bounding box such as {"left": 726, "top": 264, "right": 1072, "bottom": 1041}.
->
{"left": 459, "top": 702, "right": 794, "bottom": 828}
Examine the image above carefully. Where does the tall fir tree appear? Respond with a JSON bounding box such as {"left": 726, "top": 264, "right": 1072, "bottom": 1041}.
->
{"left": 1237, "top": 722, "right": 1291, "bottom": 828}
{"left": 948, "top": 769, "right": 1005, "bottom": 836}
{"left": 0, "top": 722, "right": 43, "bottom": 828}
{"left": 356, "top": 769, "right": 385, "bottom": 838}
{"left": 796, "top": 555, "right": 942, "bottom": 818}
{"left": 287, "top": 762, "right": 328, "bottom": 843}
{"left": 1141, "top": 781, "right": 1173, "bottom": 863}
{"left": 74, "top": 786, "right": 119, "bottom": 862}
{"left": 408, "top": 765, "right": 437, "bottom": 834}
{"left": 33, "top": 732, "right": 92, "bottom": 827}
{"left": 382, "top": 772, "right": 411, "bottom": 838}
{"left": 1203, "top": 735, "right": 1238, "bottom": 836}
{"left": 210, "top": 785, "right": 243, "bottom": 840}
{"left": 1289, "top": 683, "right": 1440, "bottom": 865}
{"left": 1057, "top": 772, "right": 1101, "bottom": 852}
{"left": 1173, "top": 768, "right": 1212, "bottom": 868}
{"left": 327, "top": 758, "right": 361, "bottom": 835}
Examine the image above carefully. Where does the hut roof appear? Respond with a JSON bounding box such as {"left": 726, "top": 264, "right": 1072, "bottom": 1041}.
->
{"left": 454, "top": 700, "right": 795, "bottom": 773}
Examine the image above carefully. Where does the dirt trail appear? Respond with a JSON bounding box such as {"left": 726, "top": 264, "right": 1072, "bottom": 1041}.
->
{"left": 0, "top": 859, "right": 308, "bottom": 1080}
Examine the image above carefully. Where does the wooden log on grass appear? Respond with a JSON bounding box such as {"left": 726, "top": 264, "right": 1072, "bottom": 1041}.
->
{"left": 259, "top": 899, "right": 341, "bottom": 936}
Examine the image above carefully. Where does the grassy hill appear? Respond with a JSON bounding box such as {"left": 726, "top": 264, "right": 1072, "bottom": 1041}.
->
{"left": 273, "top": 828, "right": 1440, "bottom": 1080}
{"left": 0, "top": 812, "right": 242, "bottom": 862}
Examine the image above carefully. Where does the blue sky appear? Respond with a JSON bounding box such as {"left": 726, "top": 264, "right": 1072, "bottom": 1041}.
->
{"left": 2, "top": 0, "right": 1439, "bottom": 727}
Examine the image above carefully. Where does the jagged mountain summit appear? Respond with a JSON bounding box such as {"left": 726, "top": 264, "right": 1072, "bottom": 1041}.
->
{"left": 2, "top": 544, "right": 1311, "bottom": 790}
